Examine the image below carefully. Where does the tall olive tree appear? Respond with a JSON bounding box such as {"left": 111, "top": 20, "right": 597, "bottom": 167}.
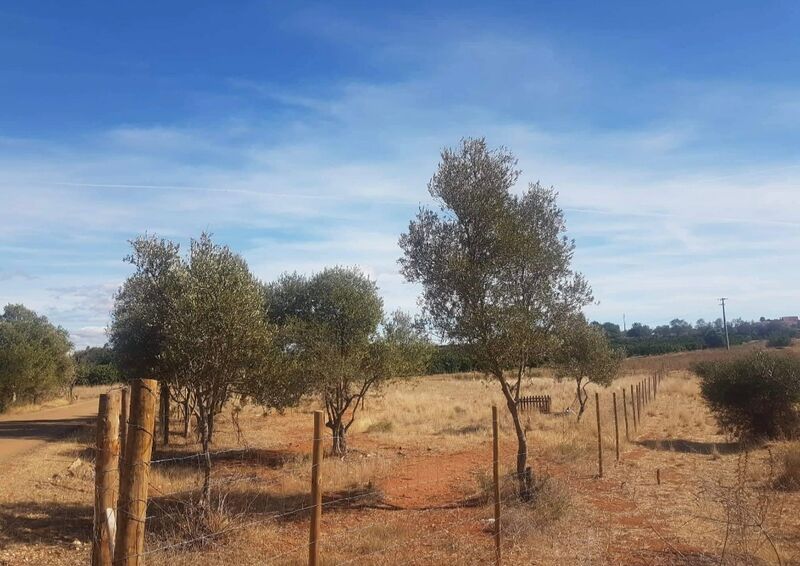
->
{"left": 553, "top": 316, "right": 623, "bottom": 420}
{"left": 0, "top": 304, "right": 74, "bottom": 411}
{"left": 109, "top": 235, "right": 182, "bottom": 444}
{"left": 267, "top": 267, "right": 430, "bottom": 455}
{"left": 399, "top": 138, "right": 591, "bottom": 499}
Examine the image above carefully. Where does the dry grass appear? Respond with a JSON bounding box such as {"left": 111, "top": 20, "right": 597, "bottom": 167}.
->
{"left": 775, "top": 443, "right": 800, "bottom": 491}
{"left": 2, "top": 349, "right": 800, "bottom": 565}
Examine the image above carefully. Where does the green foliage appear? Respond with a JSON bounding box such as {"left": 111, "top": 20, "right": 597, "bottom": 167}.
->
{"left": 767, "top": 332, "right": 792, "bottom": 348}
{"left": 426, "top": 344, "right": 478, "bottom": 374}
{"left": 110, "top": 233, "right": 299, "bottom": 441}
{"left": 0, "top": 304, "right": 74, "bottom": 411}
{"left": 553, "top": 316, "right": 623, "bottom": 419}
{"left": 399, "top": 139, "right": 591, "bottom": 380}
{"left": 109, "top": 235, "right": 182, "bottom": 381}
{"left": 597, "top": 317, "right": 797, "bottom": 357}
{"left": 267, "top": 267, "right": 430, "bottom": 454}
{"left": 73, "top": 346, "right": 121, "bottom": 385}
{"left": 693, "top": 352, "right": 800, "bottom": 440}
{"left": 163, "top": 234, "right": 288, "bottom": 428}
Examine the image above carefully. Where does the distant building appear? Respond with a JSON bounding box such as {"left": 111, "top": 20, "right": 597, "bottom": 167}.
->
{"left": 780, "top": 316, "right": 799, "bottom": 327}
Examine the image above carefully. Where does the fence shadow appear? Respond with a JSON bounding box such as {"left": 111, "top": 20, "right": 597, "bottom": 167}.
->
{"left": 0, "top": 501, "right": 92, "bottom": 546}
{"left": 636, "top": 438, "right": 743, "bottom": 455}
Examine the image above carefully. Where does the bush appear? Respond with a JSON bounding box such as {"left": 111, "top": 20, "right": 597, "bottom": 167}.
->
{"left": 775, "top": 443, "right": 800, "bottom": 490}
{"left": 767, "top": 332, "right": 792, "bottom": 348}
{"left": 693, "top": 352, "right": 800, "bottom": 440}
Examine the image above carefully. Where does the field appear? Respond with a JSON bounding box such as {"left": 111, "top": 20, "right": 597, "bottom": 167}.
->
{"left": 1, "top": 346, "right": 799, "bottom": 565}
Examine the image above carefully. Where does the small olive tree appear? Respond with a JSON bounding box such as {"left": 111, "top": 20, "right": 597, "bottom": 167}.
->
{"left": 267, "top": 267, "right": 430, "bottom": 455}
{"left": 553, "top": 316, "right": 623, "bottom": 420}
{"left": 399, "top": 138, "right": 591, "bottom": 499}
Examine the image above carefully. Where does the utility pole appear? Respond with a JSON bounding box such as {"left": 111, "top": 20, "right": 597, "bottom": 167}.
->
{"left": 719, "top": 298, "right": 730, "bottom": 350}
{"left": 623, "top": 313, "right": 627, "bottom": 333}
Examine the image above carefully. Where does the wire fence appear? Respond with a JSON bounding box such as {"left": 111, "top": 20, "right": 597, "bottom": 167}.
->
{"left": 88, "top": 369, "right": 799, "bottom": 565}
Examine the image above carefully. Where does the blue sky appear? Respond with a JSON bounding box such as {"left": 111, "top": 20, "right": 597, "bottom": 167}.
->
{"left": 2, "top": 1, "right": 800, "bottom": 348}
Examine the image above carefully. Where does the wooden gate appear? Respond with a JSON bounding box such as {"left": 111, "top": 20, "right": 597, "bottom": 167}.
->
{"left": 517, "top": 395, "right": 551, "bottom": 414}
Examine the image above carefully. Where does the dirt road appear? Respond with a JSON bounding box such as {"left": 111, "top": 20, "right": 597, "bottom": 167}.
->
{"left": 0, "top": 400, "right": 97, "bottom": 463}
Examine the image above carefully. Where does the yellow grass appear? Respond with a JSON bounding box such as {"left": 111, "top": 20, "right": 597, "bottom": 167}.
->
{"left": 1, "top": 351, "right": 799, "bottom": 565}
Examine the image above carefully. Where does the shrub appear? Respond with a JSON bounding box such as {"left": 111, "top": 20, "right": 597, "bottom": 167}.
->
{"left": 775, "top": 443, "right": 800, "bottom": 490}
{"left": 767, "top": 332, "right": 792, "bottom": 348}
{"left": 693, "top": 352, "right": 800, "bottom": 440}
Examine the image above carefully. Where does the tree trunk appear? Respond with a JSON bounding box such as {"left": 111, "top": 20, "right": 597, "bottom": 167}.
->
{"left": 182, "top": 397, "right": 190, "bottom": 437}
{"left": 330, "top": 419, "right": 346, "bottom": 456}
{"left": 497, "top": 373, "right": 534, "bottom": 501}
{"left": 160, "top": 381, "right": 170, "bottom": 446}
{"left": 206, "top": 412, "right": 215, "bottom": 444}
{"left": 576, "top": 380, "right": 588, "bottom": 422}
{"left": 199, "top": 411, "right": 211, "bottom": 508}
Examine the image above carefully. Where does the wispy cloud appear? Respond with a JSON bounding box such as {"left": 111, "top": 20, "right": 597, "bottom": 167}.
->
{"left": 3, "top": 17, "right": 800, "bottom": 345}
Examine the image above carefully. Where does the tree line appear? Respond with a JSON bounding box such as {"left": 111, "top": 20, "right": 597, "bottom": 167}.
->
{"left": 595, "top": 317, "right": 797, "bottom": 356}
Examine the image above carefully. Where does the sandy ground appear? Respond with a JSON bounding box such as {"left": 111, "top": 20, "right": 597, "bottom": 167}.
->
{"left": 0, "top": 367, "right": 798, "bottom": 565}
{"left": 0, "top": 400, "right": 98, "bottom": 463}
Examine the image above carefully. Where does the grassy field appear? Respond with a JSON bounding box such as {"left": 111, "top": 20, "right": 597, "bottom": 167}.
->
{"left": 1, "top": 344, "right": 799, "bottom": 565}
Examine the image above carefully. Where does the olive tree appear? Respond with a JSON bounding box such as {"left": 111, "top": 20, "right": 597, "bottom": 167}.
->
{"left": 109, "top": 235, "right": 182, "bottom": 445}
{"left": 267, "top": 267, "right": 430, "bottom": 456}
{"left": 0, "top": 304, "right": 74, "bottom": 411}
{"left": 111, "top": 233, "right": 295, "bottom": 505}
{"left": 399, "top": 138, "right": 591, "bottom": 499}
{"left": 553, "top": 316, "right": 623, "bottom": 420}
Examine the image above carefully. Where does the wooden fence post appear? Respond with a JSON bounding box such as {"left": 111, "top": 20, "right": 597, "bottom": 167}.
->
{"left": 595, "top": 393, "right": 603, "bottom": 478}
{"left": 114, "top": 379, "right": 157, "bottom": 565}
{"left": 309, "top": 410, "right": 324, "bottom": 566}
{"left": 636, "top": 383, "right": 642, "bottom": 422}
{"left": 492, "top": 405, "right": 501, "bottom": 566}
{"left": 630, "top": 384, "right": 637, "bottom": 432}
{"left": 612, "top": 392, "right": 620, "bottom": 462}
{"left": 622, "top": 388, "right": 630, "bottom": 442}
{"left": 119, "top": 387, "right": 129, "bottom": 459}
{"left": 93, "top": 392, "right": 121, "bottom": 566}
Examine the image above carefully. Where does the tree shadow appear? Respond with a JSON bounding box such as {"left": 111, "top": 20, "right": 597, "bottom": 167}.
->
{"left": 0, "top": 501, "right": 92, "bottom": 546}
{"left": 637, "top": 438, "right": 743, "bottom": 455}
{"left": 150, "top": 447, "right": 301, "bottom": 471}
{"left": 146, "top": 484, "right": 393, "bottom": 539}
{"left": 0, "top": 416, "right": 93, "bottom": 442}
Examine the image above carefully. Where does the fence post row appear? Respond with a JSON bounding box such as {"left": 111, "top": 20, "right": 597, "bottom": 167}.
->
{"left": 93, "top": 391, "right": 121, "bottom": 566}
{"left": 309, "top": 410, "right": 324, "bottom": 566}
{"left": 115, "top": 379, "right": 157, "bottom": 566}
{"left": 492, "top": 405, "right": 501, "bottom": 566}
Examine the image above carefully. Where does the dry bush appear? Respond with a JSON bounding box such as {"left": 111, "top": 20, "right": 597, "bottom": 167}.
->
{"left": 471, "top": 468, "right": 571, "bottom": 531}
{"left": 152, "top": 494, "right": 242, "bottom": 550}
{"left": 775, "top": 443, "right": 800, "bottom": 491}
